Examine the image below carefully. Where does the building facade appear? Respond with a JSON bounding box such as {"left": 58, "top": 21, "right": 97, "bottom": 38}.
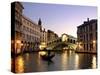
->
{"left": 21, "top": 16, "right": 41, "bottom": 51}
{"left": 47, "top": 30, "right": 58, "bottom": 43}
{"left": 46, "top": 30, "right": 58, "bottom": 48}
{"left": 76, "top": 18, "right": 97, "bottom": 53}
{"left": 39, "top": 28, "right": 48, "bottom": 50}
{"left": 11, "top": 2, "right": 24, "bottom": 54}
{"left": 41, "top": 28, "right": 47, "bottom": 44}
{"left": 11, "top": 2, "right": 41, "bottom": 54}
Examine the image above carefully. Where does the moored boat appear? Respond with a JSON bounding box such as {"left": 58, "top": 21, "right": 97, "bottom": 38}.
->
{"left": 41, "top": 54, "right": 55, "bottom": 60}
{"left": 40, "top": 48, "right": 55, "bottom": 60}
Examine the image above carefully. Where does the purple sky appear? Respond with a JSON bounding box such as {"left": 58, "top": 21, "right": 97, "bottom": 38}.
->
{"left": 22, "top": 2, "right": 97, "bottom": 37}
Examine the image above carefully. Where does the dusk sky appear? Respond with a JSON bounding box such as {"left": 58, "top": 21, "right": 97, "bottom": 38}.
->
{"left": 22, "top": 2, "right": 97, "bottom": 37}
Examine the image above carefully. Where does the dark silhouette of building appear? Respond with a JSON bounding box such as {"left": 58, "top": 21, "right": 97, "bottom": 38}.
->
{"left": 76, "top": 18, "right": 97, "bottom": 53}
{"left": 11, "top": 2, "right": 24, "bottom": 54}
{"left": 47, "top": 30, "right": 58, "bottom": 42}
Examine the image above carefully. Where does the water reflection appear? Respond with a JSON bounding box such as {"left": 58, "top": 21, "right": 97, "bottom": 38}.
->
{"left": 92, "top": 55, "right": 97, "bottom": 69}
{"left": 25, "top": 53, "right": 29, "bottom": 61}
{"left": 61, "top": 51, "right": 68, "bottom": 70}
{"left": 75, "top": 54, "right": 79, "bottom": 69}
{"left": 12, "top": 50, "right": 97, "bottom": 73}
{"left": 15, "top": 56, "right": 24, "bottom": 73}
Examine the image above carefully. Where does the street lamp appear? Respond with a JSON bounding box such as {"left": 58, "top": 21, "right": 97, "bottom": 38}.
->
{"left": 93, "top": 40, "right": 96, "bottom": 44}
{"left": 16, "top": 40, "right": 21, "bottom": 44}
{"left": 15, "top": 40, "right": 22, "bottom": 54}
{"left": 21, "top": 43, "right": 23, "bottom": 46}
{"left": 92, "top": 40, "right": 96, "bottom": 52}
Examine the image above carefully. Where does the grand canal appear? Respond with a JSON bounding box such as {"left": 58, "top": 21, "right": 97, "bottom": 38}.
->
{"left": 12, "top": 50, "right": 97, "bottom": 73}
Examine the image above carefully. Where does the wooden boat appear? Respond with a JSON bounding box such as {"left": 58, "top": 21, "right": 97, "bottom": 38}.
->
{"left": 41, "top": 54, "right": 55, "bottom": 60}
{"left": 40, "top": 48, "right": 55, "bottom": 60}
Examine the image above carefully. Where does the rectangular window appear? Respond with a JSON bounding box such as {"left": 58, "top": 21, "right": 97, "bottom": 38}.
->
{"left": 87, "top": 44, "right": 88, "bottom": 51}
{"left": 86, "top": 34, "right": 88, "bottom": 42}
{"left": 89, "top": 33, "right": 93, "bottom": 41}
{"left": 89, "top": 25, "right": 92, "bottom": 31}
{"left": 84, "top": 44, "right": 85, "bottom": 50}
{"left": 90, "top": 43, "right": 93, "bottom": 51}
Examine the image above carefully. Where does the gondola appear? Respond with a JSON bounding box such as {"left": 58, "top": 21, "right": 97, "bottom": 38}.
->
{"left": 40, "top": 54, "right": 55, "bottom": 60}
{"left": 40, "top": 48, "right": 55, "bottom": 60}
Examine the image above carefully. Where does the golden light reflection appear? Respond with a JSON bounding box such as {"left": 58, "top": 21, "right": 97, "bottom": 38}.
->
{"left": 15, "top": 56, "right": 24, "bottom": 73}
{"left": 69, "top": 50, "right": 72, "bottom": 54}
{"left": 75, "top": 54, "right": 79, "bottom": 69}
{"left": 37, "top": 52, "right": 45, "bottom": 71}
{"left": 39, "top": 51, "right": 46, "bottom": 56}
{"left": 37, "top": 53, "right": 41, "bottom": 68}
{"left": 61, "top": 51, "right": 68, "bottom": 70}
{"left": 25, "top": 53, "right": 29, "bottom": 61}
{"left": 92, "top": 55, "right": 97, "bottom": 69}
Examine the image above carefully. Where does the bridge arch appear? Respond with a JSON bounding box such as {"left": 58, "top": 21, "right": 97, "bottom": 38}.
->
{"left": 47, "top": 33, "right": 77, "bottom": 50}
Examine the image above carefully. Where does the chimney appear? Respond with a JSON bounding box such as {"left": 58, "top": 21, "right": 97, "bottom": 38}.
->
{"left": 87, "top": 18, "right": 89, "bottom": 22}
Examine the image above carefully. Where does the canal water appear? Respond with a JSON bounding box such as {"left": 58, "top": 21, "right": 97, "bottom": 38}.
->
{"left": 12, "top": 50, "right": 97, "bottom": 73}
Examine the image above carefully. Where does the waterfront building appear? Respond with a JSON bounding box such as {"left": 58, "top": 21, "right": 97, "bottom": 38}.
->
{"left": 39, "top": 28, "right": 48, "bottom": 50}
{"left": 38, "top": 18, "right": 47, "bottom": 44}
{"left": 46, "top": 30, "right": 58, "bottom": 48}
{"left": 21, "top": 16, "right": 41, "bottom": 51}
{"left": 47, "top": 30, "right": 58, "bottom": 43}
{"left": 76, "top": 18, "right": 97, "bottom": 53}
{"left": 11, "top": 2, "right": 24, "bottom": 54}
{"left": 11, "top": 2, "right": 41, "bottom": 54}
{"left": 41, "top": 28, "right": 47, "bottom": 44}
